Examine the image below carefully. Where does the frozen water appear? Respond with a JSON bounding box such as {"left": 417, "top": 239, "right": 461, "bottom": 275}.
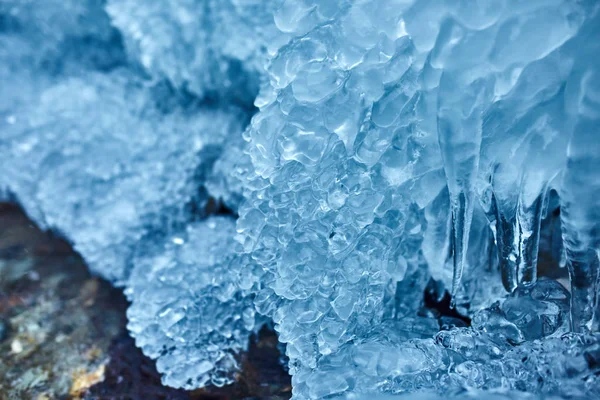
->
{"left": 0, "top": 0, "right": 126, "bottom": 117}
{"left": 0, "top": 69, "right": 247, "bottom": 283}
{"left": 1, "top": 0, "right": 600, "bottom": 398}
{"left": 240, "top": 0, "right": 600, "bottom": 398}
{"left": 343, "top": 393, "right": 565, "bottom": 400}
{"left": 106, "top": 0, "right": 283, "bottom": 105}
{"left": 126, "top": 217, "right": 263, "bottom": 388}
{"left": 294, "top": 285, "right": 597, "bottom": 398}
{"left": 1, "top": 1, "right": 256, "bottom": 387}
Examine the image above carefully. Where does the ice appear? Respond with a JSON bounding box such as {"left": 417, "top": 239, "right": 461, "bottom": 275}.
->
{"left": 559, "top": 14, "right": 600, "bottom": 333}
{"left": 204, "top": 131, "right": 249, "bottom": 212}
{"left": 105, "top": 0, "right": 282, "bottom": 105}
{"left": 500, "top": 279, "right": 570, "bottom": 340}
{"left": 300, "top": 287, "right": 593, "bottom": 398}
{"left": 1, "top": 0, "right": 257, "bottom": 386}
{"left": 0, "top": 0, "right": 126, "bottom": 118}
{"left": 2, "top": 0, "right": 600, "bottom": 398}
{"left": 0, "top": 69, "right": 247, "bottom": 283}
{"left": 239, "top": 0, "right": 600, "bottom": 398}
{"left": 343, "top": 393, "right": 565, "bottom": 400}
{"left": 0, "top": 0, "right": 123, "bottom": 71}
{"left": 296, "top": 312, "right": 599, "bottom": 398}
{"left": 126, "top": 217, "right": 263, "bottom": 388}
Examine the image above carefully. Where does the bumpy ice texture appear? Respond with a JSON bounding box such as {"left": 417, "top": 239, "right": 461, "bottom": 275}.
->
{"left": 0, "top": 69, "right": 247, "bottom": 283}
{"left": 2, "top": 0, "right": 600, "bottom": 398}
{"left": 0, "top": 0, "right": 260, "bottom": 388}
{"left": 126, "top": 217, "right": 264, "bottom": 388}
{"left": 239, "top": 0, "right": 600, "bottom": 398}
{"left": 106, "top": 0, "right": 283, "bottom": 105}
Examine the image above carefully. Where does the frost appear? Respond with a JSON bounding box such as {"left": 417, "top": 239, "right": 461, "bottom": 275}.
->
{"left": 0, "top": 69, "right": 247, "bottom": 283}
{"left": 2, "top": 0, "right": 600, "bottom": 398}
{"left": 126, "top": 217, "right": 262, "bottom": 388}
{"left": 106, "top": 0, "right": 282, "bottom": 105}
{"left": 1, "top": 0, "right": 255, "bottom": 388}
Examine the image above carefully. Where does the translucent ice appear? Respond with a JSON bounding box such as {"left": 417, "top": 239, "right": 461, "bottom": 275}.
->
{"left": 0, "top": 0, "right": 126, "bottom": 116}
{"left": 239, "top": 0, "right": 600, "bottom": 398}
{"left": 1, "top": 0, "right": 261, "bottom": 388}
{"left": 126, "top": 217, "right": 263, "bottom": 388}
{"left": 559, "top": 14, "right": 600, "bottom": 332}
{"left": 294, "top": 282, "right": 595, "bottom": 398}
{"left": 2, "top": 0, "right": 600, "bottom": 398}
{"left": 106, "top": 0, "right": 282, "bottom": 105}
{"left": 0, "top": 70, "right": 247, "bottom": 283}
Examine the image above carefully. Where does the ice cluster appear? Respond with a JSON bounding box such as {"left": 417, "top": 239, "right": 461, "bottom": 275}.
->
{"left": 126, "top": 217, "right": 264, "bottom": 388}
{"left": 0, "top": 0, "right": 259, "bottom": 387}
{"left": 1, "top": 0, "right": 600, "bottom": 398}
{"left": 105, "top": 0, "right": 281, "bottom": 106}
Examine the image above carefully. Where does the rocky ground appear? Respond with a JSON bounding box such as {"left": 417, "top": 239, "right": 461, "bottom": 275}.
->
{"left": 0, "top": 203, "right": 291, "bottom": 400}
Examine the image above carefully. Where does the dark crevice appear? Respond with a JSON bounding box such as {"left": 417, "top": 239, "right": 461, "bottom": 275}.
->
{"left": 86, "top": 334, "right": 191, "bottom": 400}
{"left": 58, "top": 29, "right": 128, "bottom": 74}
{"left": 424, "top": 279, "right": 472, "bottom": 327}
{"left": 203, "top": 197, "right": 238, "bottom": 219}
{"left": 537, "top": 195, "right": 567, "bottom": 280}
{"left": 0, "top": 12, "right": 22, "bottom": 33}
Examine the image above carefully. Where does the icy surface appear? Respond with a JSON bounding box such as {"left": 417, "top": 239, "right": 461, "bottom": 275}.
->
{"left": 1, "top": 0, "right": 255, "bottom": 387}
{"left": 239, "top": 0, "right": 600, "bottom": 398}
{"left": 0, "top": 69, "right": 247, "bottom": 283}
{"left": 126, "top": 217, "right": 262, "bottom": 388}
{"left": 106, "top": 0, "right": 283, "bottom": 105}
{"left": 0, "top": 0, "right": 126, "bottom": 117}
{"left": 2, "top": 0, "right": 600, "bottom": 398}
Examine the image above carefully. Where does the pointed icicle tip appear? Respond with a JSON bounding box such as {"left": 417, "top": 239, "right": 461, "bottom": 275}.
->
{"left": 449, "top": 191, "right": 474, "bottom": 305}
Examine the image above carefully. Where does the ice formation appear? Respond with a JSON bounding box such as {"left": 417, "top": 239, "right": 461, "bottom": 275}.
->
{"left": 105, "top": 0, "right": 282, "bottom": 106}
{"left": 0, "top": 70, "right": 247, "bottom": 283}
{"left": 243, "top": 0, "right": 600, "bottom": 397}
{"left": 126, "top": 217, "right": 263, "bottom": 388}
{"left": 1, "top": 0, "right": 600, "bottom": 398}
{"left": 1, "top": 0, "right": 257, "bottom": 387}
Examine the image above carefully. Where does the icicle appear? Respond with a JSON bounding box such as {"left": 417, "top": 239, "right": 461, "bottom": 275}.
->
{"left": 496, "top": 210, "right": 519, "bottom": 293}
{"left": 488, "top": 167, "right": 520, "bottom": 293}
{"left": 422, "top": 187, "right": 452, "bottom": 287}
{"left": 494, "top": 173, "right": 548, "bottom": 291}
{"left": 487, "top": 224, "right": 498, "bottom": 274}
{"left": 560, "top": 68, "right": 600, "bottom": 332}
{"left": 448, "top": 191, "right": 474, "bottom": 300}
{"left": 437, "top": 73, "right": 488, "bottom": 302}
{"left": 517, "top": 190, "right": 546, "bottom": 287}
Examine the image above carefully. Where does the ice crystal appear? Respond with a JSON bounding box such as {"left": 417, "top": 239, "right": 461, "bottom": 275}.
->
{"left": 1, "top": 0, "right": 600, "bottom": 397}
{"left": 240, "top": 0, "right": 600, "bottom": 397}
{"left": 0, "top": 69, "right": 247, "bottom": 283}
{"left": 106, "top": 0, "right": 282, "bottom": 105}
{"left": 126, "top": 217, "right": 263, "bottom": 388}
